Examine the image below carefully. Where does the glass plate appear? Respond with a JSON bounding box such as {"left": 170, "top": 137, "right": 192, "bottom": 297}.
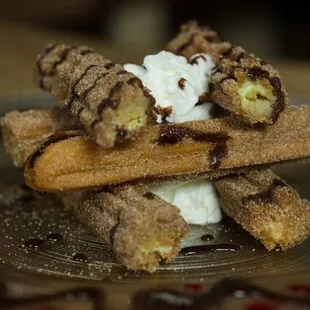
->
{"left": 1, "top": 91, "right": 310, "bottom": 310}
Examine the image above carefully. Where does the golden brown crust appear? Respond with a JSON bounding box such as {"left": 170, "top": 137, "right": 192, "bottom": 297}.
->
{"left": 214, "top": 169, "right": 310, "bottom": 250}
{"left": 24, "top": 105, "right": 310, "bottom": 192}
{"left": 0, "top": 107, "right": 80, "bottom": 166}
{"left": 211, "top": 46, "right": 289, "bottom": 125}
{"left": 36, "top": 44, "right": 155, "bottom": 148}
{"left": 166, "top": 20, "right": 231, "bottom": 62}
{"left": 72, "top": 184, "right": 189, "bottom": 272}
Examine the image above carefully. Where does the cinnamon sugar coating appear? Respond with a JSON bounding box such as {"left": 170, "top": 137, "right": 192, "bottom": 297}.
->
{"left": 211, "top": 46, "right": 289, "bottom": 125}
{"left": 73, "top": 184, "right": 189, "bottom": 272}
{"left": 215, "top": 169, "right": 310, "bottom": 250}
{"left": 0, "top": 107, "right": 80, "bottom": 166}
{"left": 36, "top": 44, "right": 155, "bottom": 148}
{"left": 24, "top": 105, "right": 310, "bottom": 192}
{"left": 166, "top": 20, "right": 231, "bottom": 62}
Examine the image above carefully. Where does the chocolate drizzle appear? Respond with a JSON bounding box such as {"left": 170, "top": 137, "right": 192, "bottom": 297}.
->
{"left": 190, "top": 54, "right": 206, "bottom": 65}
{"left": 28, "top": 131, "right": 84, "bottom": 168}
{"left": 178, "top": 78, "right": 186, "bottom": 89}
{"left": 0, "top": 287, "right": 104, "bottom": 310}
{"left": 67, "top": 64, "right": 98, "bottom": 108}
{"left": 242, "top": 179, "right": 287, "bottom": 204}
{"left": 72, "top": 253, "right": 88, "bottom": 262}
{"left": 180, "top": 244, "right": 240, "bottom": 255}
{"left": 157, "top": 125, "right": 230, "bottom": 169}
{"left": 142, "top": 192, "right": 156, "bottom": 200}
{"left": 176, "top": 33, "right": 196, "bottom": 54}
{"left": 132, "top": 278, "right": 310, "bottom": 310}
{"left": 24, "top": 238, "right": 45, "bottom": 250}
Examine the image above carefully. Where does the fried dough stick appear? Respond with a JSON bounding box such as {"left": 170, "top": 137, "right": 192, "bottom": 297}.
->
{"left": 73, "top": 185, "right": 189, "bottom": 272}
{"left": 24, "top": 105, "right": 310, "bottom": 192}
{"left": 36, "top": 44, "right": 155, "bottom": 148}
{"left": 211, "top": 46, "right": 289, "bottom": 125}
{"left": 0, "top": 107, "right": 81, "bottom": 167}
{"left": 214, "top": 169, "right": 310, "bottom": 250}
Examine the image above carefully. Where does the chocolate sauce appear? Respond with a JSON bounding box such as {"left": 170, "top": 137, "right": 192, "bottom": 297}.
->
{"left": 200, "top": 234, "right": 214, "bottom": 242}
{"left": 82, "top": 73, "right": 109, "bottom": 100}
{"left": 104, "top": 62, "right": 117, "bottom": 70}
{"left": 36, "top": 43, "right": 58, "bottom": 75}
{"left": 176, "top": 33, "right": 196, "bottom": 54}
{"left": 178, "top": 78, "right": 186, "bottom": 89}
{"left": 132, "top": 278, "right": 310, "bottom": 310}
{"left": 142, "top": 192, "right": 156, "bottom": 200}
{"left": 116, "top": 70, "right": 128, "bottom": 75}
{"left": 109, "top": 81, "right": 124, "bottom": 98}
{"left": 221, "top": 46, "right": 233, "bottom": 58}
{"left": 79, "top": 49, "right": 94, "bottom": 56}
{"left": 157, "top": 125, "right": 230, "bottom": 169}
{"left": 24, "top": 238, "right": 45, "bottom": 250}
{"left": 180, "top": 244, "right": 240, "bottom": 255}
{"left": 72, "top": 253, "right": 88, "bottom": 262}
{"left": 190, "top": 55, "right": 206, "bottom": 65}
{"left": 242, "top": 179, "right": 287, "bottom": 204}
{"left": 28, "top": 131, "right": 83, "bottom": 168}
{"left": 195, "top": 92, "right": 210, "bottom": 105}
{"left": 246, "top": 67, "right": 270, "bottom": 81}
{"left": 0, "top": 287, "right": 104, "bottom": 310}
{"left": 116, "top": 128, "right": 128, "bottom": 140}
{"left": 67, "top": 64, "right": 98, "bottom": 108}
{"left": 46, "top": 233, "right": 62, "bottom": 242}
{"left": 49, "top": 46, "right": 76, "bottom": 75}
{"left": 269, "top": 76, "right": 286, "bottom": 123}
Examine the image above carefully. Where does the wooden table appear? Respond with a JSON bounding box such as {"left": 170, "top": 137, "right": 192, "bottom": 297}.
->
{"left": 1, "top": 22, "right": 309, "bottom": 98}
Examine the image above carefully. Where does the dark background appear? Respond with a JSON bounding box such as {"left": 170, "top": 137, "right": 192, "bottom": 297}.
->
{"left": 1, "top": 0, "right": 310, "bottom": 60}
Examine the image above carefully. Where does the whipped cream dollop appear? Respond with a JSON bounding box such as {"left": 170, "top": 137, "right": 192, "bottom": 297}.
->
{"left": 124, "top": 51, "right": 221, "bottom": 225}
{"left": 149, "top": 180, "right": 221, "bottom": 225}
{"left": 124, "top": 50, "right": 215, "bottom": 123}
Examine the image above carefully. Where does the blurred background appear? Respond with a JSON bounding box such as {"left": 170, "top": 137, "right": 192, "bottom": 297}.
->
{"left": 0, "top": 0, "right": 310, "bottom": 95}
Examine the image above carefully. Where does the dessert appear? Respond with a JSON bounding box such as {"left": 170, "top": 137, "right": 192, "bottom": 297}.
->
{"left": 36, "top": 43, "right": 155, "bottom": 148}
{"left": 74, "top": 185, "right": 189, "bottom": 272}
{"left": 210, "top": 46, "right": 289, "bottom": 125}
{"left": 215, "top": 169, "right": 310, "bottom": 250}
{"left": 0, "top": 107, "right": 80, "bottom": 167}
{"left": 24, "top": 105, "right": 310, "bottom": 192}
{"left": 1, "top": 19, "right": 310, "bottom": 274}
{"left": 166, "top": 20, "right": 231, "bottom": 62}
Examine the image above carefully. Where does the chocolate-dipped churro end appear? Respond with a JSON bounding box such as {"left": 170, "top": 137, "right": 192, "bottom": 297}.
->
{"left": 76, "top": 185, "right": 189, "bottom": 272}
{"left": 215, "top": 170, "right": 310, "bottom": 250}
{"left": 166, "top": 20, "right": 231, "bottom": 62}
{"left": 36, "top": 43, "right": 155, "bottom": 148}
{"left": 211, "top": 46, "right": 289, "bottom": 125}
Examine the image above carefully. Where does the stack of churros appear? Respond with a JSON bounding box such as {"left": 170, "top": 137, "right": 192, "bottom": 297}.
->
{"left": 1, "top": 20, "right": 310, "bottom": 273}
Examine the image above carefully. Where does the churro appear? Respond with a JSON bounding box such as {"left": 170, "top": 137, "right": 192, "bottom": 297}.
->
{"left": 36, "top": 44, "right": 155, "bottom": 148}
{"left": 24, "top": 105, "right": 310, "bottom": 192}
{"left": 214, "top": 169, "right": 310, "bottom": 250}
{"left": 166, "top": 20, "right": 231, "bottom": 62}
{"left": 73, "top": 184, "right": 189, "bottom": 272}
{"left": 211, "top": 46, "right": 289, "bottom": 125}
{"left": 0, "top": 107, "right": 80, "bottom": 167}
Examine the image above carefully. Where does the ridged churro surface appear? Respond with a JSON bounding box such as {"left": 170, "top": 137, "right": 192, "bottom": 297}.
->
{"left": 74, "top": 184, "right": 189, "bottom": 272}
{"left": 215, "top": 170, "right": 310, "bottom": 250}
{"left": 211, "top": 46, "right": 289, "bottom": 125}
{"left": 166, "top": 20, "right": 231, "bottom": 62}
{"left": 24, "top": 105, "right": 310, "bottom": 192}
{"left": 36, "top": 44, "right": 155, "bottom": 148}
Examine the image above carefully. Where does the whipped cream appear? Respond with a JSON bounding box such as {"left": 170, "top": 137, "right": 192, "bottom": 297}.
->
{"left": 125, "top": 51, "right": 221, "bottom": 225}
{"left": 149, "top": 180, "right": 221, "bottom": 225}
{"left": 124, "top": 50, "right": 215, "bottom": 123}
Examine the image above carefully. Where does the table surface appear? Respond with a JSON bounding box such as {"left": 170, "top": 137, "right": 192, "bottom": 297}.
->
{"left": 1, "top": 21, "right": 310, "bottom": 98}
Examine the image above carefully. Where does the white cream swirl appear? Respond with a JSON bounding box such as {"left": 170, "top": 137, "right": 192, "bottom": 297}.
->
{"left": 124, "top": 50, "right": 215, "bottom": 123}
{"left": 124, "top": 51, "right": 221, "bottom": 225}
